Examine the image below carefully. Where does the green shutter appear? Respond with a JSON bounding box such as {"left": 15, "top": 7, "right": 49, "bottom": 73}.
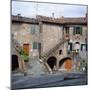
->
{"left": 33, "top": 42, "right": 38, "bottom": 49}
{"left": 69, "top": 43, "right": 72, "bottom": 51}
{"left": 81, "top": 44, "right": 83, "bottom": 51}
{"left": 76, "top": 27, "right": 77, "bottom": 34}
{"left": 31, "top": 26, "right": 36, "bottom": 34}
{"left": 73, "top": 27, "right": 75, "bottom": 35}
{"left": 81, "top": 44, "right": 87, "bottom": 51}
{"left": 80, "top": 27, "right": 82, "bottom": 35}
{"left": 70, "top": 43, "right": 72, "bottom": 51}
{"left": 86, "top": 44, "right": 87, "bottom": 51}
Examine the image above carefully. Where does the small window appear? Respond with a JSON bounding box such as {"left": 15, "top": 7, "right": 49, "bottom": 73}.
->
{"left": 81, "top": 44, "right": 87, "bottom": 51}
{"left": 68, "top": 42, "right": 72, "bottom": 51}
{"left": 59, "top": 50, "right": 62, "bottom": 55}
{"left": 73, "top": 26, "right": 82, "bottom": 35}
{"left": 65, "top": 26, "right": 69, "bottom": 34}
{"left": 33, "top": 42, "right": 38, "bottom": 49}
{"left": 31, "top": 25, "right": 36, "bottom": 34}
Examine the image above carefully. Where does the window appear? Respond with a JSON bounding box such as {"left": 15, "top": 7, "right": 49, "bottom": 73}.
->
{"left": 81, "top": 44, "right": 87, "bottom": 51}
{"left": 73, "top": 26, "right": 82, "bottom": 35}
{"left": 31, "top": 25, "right": 36, "bottom": 34}
{"left": 33, "top": 42, "right": 38, "bottom": 49}
{"left": 65, "top": 26, "right": 69, "bottom": 34}
{"left": 59, "top": 50, "right": 62, "bottom": 55}
{"left": 68, "top": 42, "right": 72, "bottom": 51}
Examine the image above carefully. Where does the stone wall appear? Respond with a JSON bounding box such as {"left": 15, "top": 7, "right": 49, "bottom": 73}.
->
{"left": 11, "top": 23, "right": 39, "bottom": 57}
{"left": 41, "top": 24, "right": 63, "bottom": 55}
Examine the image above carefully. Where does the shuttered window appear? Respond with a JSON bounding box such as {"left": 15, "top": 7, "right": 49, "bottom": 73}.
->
{"left": 31, "top": 25, "right": 36, "bottom": 34}
{"left": 73, "top": 26, "right": 82, "bottom": 35}
{"left": 68, "top": 42, "right": 72, "bottom": 51}
{"left": 33, "top": 42, "right": 38, "bottom": 49}
{"left": 81, "top": 44, "right": 87, "bottom": 51}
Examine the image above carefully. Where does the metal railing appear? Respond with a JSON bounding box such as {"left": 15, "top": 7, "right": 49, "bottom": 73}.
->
{"left": 41, "top": 38, "right": 68, "bottom": 60}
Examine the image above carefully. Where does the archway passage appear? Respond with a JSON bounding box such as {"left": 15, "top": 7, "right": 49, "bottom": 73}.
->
{"left": 12, "top": 55, "right": 19, "bottom": 71}
{"left": 47, "top": 56, "right": 57, "bottom": 70}
{"left": 59, "top": 57, "right": 73, "bottom": 71}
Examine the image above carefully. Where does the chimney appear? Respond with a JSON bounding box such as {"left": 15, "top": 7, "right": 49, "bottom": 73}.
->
{"left": 17, "top": 13, "right": 21, "bottom": 17}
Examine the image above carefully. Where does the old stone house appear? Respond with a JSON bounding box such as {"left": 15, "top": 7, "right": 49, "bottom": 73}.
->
{"left": 11, "top": 14, "right": 87, "bottom": 73}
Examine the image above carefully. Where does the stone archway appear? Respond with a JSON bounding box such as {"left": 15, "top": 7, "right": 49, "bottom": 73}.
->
{"left": 12, "top": 55, "right": 19, "bottom": 71}
{"left": 47, "top": 56, "right": 57, "bottom": 70}
{"left": 59, "top": 57, "right": 73, "bottom": 71}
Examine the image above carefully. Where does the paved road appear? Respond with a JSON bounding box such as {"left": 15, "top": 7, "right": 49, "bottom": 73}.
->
{"left": 11, "top": 72, "right": 87, "bottom": 90}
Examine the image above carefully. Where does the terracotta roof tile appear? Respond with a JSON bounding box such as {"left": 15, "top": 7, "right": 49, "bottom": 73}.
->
{"left": 12, "top": 15, "right": 87, "bottom": 25}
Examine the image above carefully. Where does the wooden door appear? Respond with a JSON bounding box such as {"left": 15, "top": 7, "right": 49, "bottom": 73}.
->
{"left": 64, "top": 59, "right": 73, "bottom": 71}
{"left": 23, "top": 44, "right": 29, "bottom": 55}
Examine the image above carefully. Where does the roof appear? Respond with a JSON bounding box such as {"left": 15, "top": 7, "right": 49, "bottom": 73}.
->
{"left": 12, "top": 15, "right": 38, "bottom": 24}
{"left": 12, "top": 15, "right": 87, "bottom": 25}
{"left": 36, "top": 15, "right": 87, "bottom": 25}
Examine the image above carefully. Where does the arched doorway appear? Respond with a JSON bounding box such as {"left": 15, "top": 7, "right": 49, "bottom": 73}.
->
{"left": 47, "top": 56, "right": 57, "bottom": 70}
{"left": 12, "top": 55, "right": 19, "bottom": 71}
{"left": 59, "top": 57, "right": 73, "bottom": 71}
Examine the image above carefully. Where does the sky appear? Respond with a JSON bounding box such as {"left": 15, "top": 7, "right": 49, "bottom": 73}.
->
{"left": 12, "top": 1, "right": 87, "bottom": 18}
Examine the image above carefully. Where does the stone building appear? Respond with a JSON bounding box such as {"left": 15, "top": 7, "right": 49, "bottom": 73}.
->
{"left": 11, "top": 14, "right": 87, "bottom": 73}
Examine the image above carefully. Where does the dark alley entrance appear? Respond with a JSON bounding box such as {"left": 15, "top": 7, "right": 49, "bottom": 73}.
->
{"left": 12, "top": 55, "right": 19, "bottom": 71}
{"left": 47, "top": 56, "right": 57, "bottom": 70}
